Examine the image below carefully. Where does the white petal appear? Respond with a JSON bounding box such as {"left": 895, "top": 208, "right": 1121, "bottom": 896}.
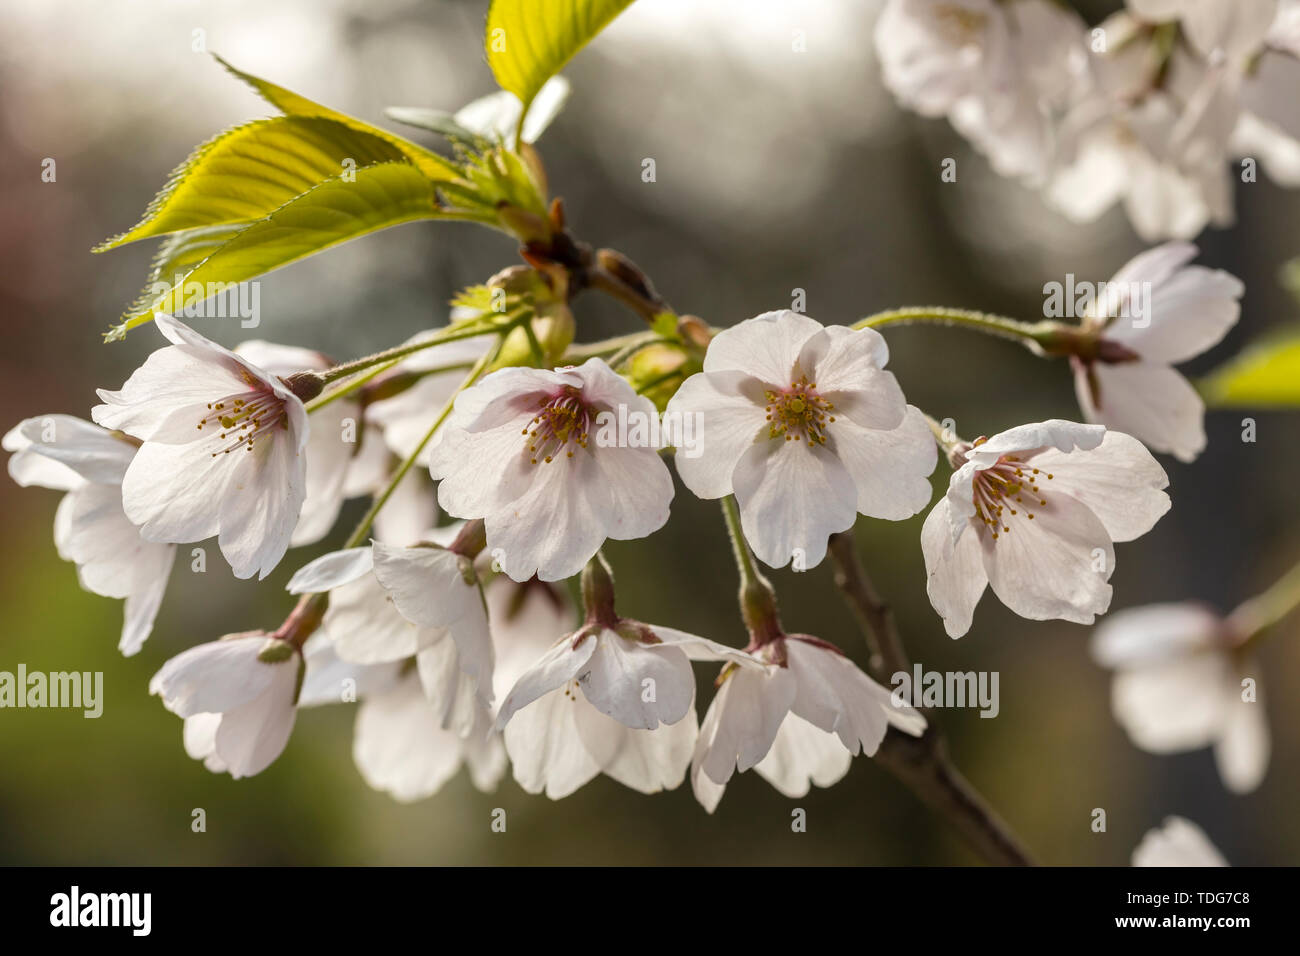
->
{"left": 1132, "top": 816, "right": 1228, "bottom": 867}
{"left": 575, "top": 695, "right": 696, "bottom": 793}
{"left": 966, "top": 419, "right": 1105, "bottom": 464}
{"left": 1027, "top": 431, "right": 1170, "bottom": 543}
{"left": 980, "top": 487, "right": 1114, "bottom": 625}
{"left": 213, "top": 661, "right": 299, "bottom": 778}
{"left": 495, "top": 633, "right": 596, "bottom": 728}
{"left": 215, "top": 428, "right": 307, "bottom": 579}
{"left": 503, "top": 686, "right": 602, "bottom": 798}
{"left": 353, "top": 673, "right": 466, "bottom": 801}
{"left": 1090, "top": 602, "right": 1221, "bottom": 668}
{"left": 921, "top": 499, "right": 989, "bottom": 639}
{"left": 753, "top": 713, "right": 853, "bottom": 798}
{"left": 665, "top": 369, "right": 765, "bottom": 499}
{"left": 1213, "top": 676, "right": 1269, "bottom": 794}
{"left": 701, "top": 310, "right": 824, "bottom": 385}
{"left": 1109, "top": 653, "right": 1229, "bottom": 753}
{"left": 732, "top": 438, "right": 858, "bottom": 569}
{"left": 371, "top": 541, "right": 494, "bottom": 697}
{"left": 831, "top": 406, "right": 936, "bottom": 520}
{"left": 150, "top": 635, "right": 281, "bottom": 717}
{"left": 694, "top": 664, "right": 796, "bottom": 787}
{"left": 1104, "top": 265, "right": 1242, "bottom": 365}
{"left": 287, "top": 547, "right": 375, "bottom": 594}
{"left": 8, "top": 415, "right": 135, "bottom": 484}
{"left": 1086, "top": 362, "right": 1206, "bottom": 462}
{"left": 786, "top": 637, "right": 920, "bottom": 754}
{"left": 577, "top": 630, "right": 695, "bottom": 729}
{"left": 324, "top": 574, "right": 427, "bottom": 664}
{"left": 480, "top": 452, "right": 609, "bottom": 582}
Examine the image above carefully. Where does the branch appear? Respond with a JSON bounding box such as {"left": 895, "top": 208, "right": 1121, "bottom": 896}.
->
{"left": 827, "top": 531, "right": 1036, "bottom": 867}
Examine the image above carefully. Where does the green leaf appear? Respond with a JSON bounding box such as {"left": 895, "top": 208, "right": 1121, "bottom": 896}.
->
{"left": 107, "top": 162, "right": 484, "bottom": 341}
{"left": 1201, "top": 329, "right": 1300, "bottom": 406}
{"left": 485, "top": 0, "right": 634, "bottom": 122}
{"left": 94, "top": 116, "right": 411, "bottom": 251}
{"left": 213, "top": 55, "right": 460, "bottom": 180}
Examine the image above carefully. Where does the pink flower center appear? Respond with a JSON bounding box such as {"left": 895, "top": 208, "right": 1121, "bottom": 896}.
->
{"left": 523, "top": 387, "right": 593, "bottom": 465}
{"left": 764, "top": 377, "right": 835, "bottom": 445}
{"left": 196, "top": 372, "right": 288, "bottom": 457}
{"left": 971, "top": 454, "right": 1055, "bottom": 542}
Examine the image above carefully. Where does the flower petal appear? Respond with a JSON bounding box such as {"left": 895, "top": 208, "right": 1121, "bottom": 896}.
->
{"left": 1086, "top": 362, "right": 1205, "bottom": 462}
{"left": 980, "top": 486, "right": 1114, "bottom": 625}
{"left": 732, "top": 438, "right": 858, "bottom": 569}
{"left": 701, "top": 310, "right": 824, "bottom": 385}
{"left": 1028, "top": 431, "right": 1170, "bottom": 543}
{"left": 921, "top": 498, "right": 989, "bottom": 638}
{"left": 831, "top": 406, "right": 936, "bottom": 520}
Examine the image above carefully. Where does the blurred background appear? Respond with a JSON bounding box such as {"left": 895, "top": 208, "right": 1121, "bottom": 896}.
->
{"left": 1, "top": 0, "right": 1297, "bottom": 865}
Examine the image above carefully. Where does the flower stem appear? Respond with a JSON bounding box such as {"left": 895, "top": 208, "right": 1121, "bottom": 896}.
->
{"left": 341, "top": 345, "right": 497, "bottom": 551}
{"left": 1228, "top": 558, "right": 1300, "bottom": 643}
{"left": 854, "top": 307, "right": 1051, "bottom": 354}
{"left": 317, "top": 322, "right": 501, "bottom": 386}
{"left": 719, "top": 496, "right": 782, "bottom": 645}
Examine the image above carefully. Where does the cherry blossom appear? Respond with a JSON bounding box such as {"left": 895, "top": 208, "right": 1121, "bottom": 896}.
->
{"left": 691, "top": 635, "right": 925, "bottom": 812}
{"left": 427, "top": 358, "right": 673, "bottom": 582}
{"left": 922, "top": 421, "right": 1170, "bottom": 637}
{"left": 151, "top": 633, "right": 302, "bottom": 779}
{"left": 1069, "top": 242, "right": 1243, "bottom": 462}
{"left": 494, "top": 621, "right": 749, "bottom": 799}
{"left": 287, "top": 535, "right": 494, "bottom": 727}
{"left": 231, "top": 340, "right": 360, "bottom": 547}
{"left": 666, "top": 310, "right": 936, "bottom": 570}
{"left": 4, "top": 414, "right": 175, "bottom": 655}
{"left": 1132, "top": 816, "right": 1229, "bottom": 866}
{"left": 91, "top": 313, "right": 311, "bottom": 580}
{"left": 1091, "top": 602, "right": 1268, "bottom": 793}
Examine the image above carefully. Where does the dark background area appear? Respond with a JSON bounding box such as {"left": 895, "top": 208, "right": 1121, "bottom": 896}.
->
{"left": 1, "top": 0, "right": 1296, "bottom": 864}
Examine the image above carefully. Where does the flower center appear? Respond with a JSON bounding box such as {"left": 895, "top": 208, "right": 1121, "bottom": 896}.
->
{"left": 971, "top": 454, "right": 1054, "bottom": 542}
{"left": 195, "top": 375, "right": 288, "bottom": 457}
{"left": 933, "top": 5, "right": 987, "bottom": 45}
{"left": 523, "top": 387, "right": 592, "bottom": 465}
{"left": 764, "top": 377, "right": 835, "bottom": 445}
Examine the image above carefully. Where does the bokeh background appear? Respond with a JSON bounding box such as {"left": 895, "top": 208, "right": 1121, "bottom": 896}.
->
{"left": 2, "top": 0, "right": 1297, "bottom": 865}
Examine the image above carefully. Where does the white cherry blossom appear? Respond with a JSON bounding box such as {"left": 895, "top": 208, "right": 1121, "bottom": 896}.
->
{"left": 288, "top": 537, "right": 494, "bottom": 728}
{"left": 231, "top": 340, "right": 360, "bottom": 547}
{"left": 922, "top": 421, "right": 1170, "bottom": 638}
{"left": 151, "top": 633, "right": 302, "bottom": 779}
{"left": 1070, "top": 242, "right": 1243, "bottom": 462}
{"left": 1132, "top": 816, "right": 1229, "bottom": 866}
{"left": 92, "top": 313, "right": 310, "bottom": 580}
{"left": 1091, "top": 602, "right": 1268, "bottom": 793}
{"left": 4, "top": 414, "right": 175, "bottom": 655}
{"left": 666, "top": 310, "right": 936, "bottom": 570}
{"left": 691, "top": 635, "right": 925, "bottom": 813}
{"left": 495, "top": 618, "right": 750, "bottom": 800}
{"left": 427, "top": 358, "right": 673, "bottom": 582}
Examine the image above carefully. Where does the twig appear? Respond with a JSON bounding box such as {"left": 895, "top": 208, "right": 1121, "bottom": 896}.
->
{"left": 827, "top": 531, "right": 1036, "bottom": 867}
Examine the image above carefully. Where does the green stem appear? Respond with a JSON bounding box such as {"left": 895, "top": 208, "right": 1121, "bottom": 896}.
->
{"left": 340, "top": 346, "right": 496, "bottom": 551}
{"left": 1228, "top": 559, "right": 1300, "bottom": 643}
{"left": 720, "top": 496, "right": 782, "bottom": 644}
{"left": 317, "top": 322, "right": 501, "bottom": 386}
{"left": 305, "top": 359, "right": 399, "bottom": 414}
{"left": 854, "top": 307, "right": 1051, "bottom": 353}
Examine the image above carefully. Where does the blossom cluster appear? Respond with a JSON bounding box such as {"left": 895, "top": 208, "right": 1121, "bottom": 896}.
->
{"left": 9, "top": 227, "right": 1269, "bottom": 821}
{"left": 876, "top": 0, "right": 1300, "bottom": 240}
